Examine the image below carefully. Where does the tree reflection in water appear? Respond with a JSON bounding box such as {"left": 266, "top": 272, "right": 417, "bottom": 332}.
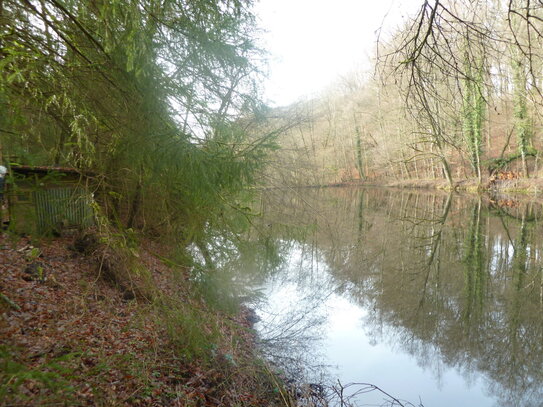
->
{"left": 231, "top": 187, "right": 543, "bottom": 406}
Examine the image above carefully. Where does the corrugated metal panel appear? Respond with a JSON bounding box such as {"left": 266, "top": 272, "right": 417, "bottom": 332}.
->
{"left": 33, "top": 187, "right": 94, "bottom": 233}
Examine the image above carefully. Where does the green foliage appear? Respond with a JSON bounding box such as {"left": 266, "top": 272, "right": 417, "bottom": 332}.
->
{"left": 484, "top": 147, "right": 537, "bottom": 173}
{"left": 354, "top": 125, "right": 365, "bottom": 179}
{"left": 462, "top": 202, "right": 486, "bottom": 320}
{"left": 512, "top": 56, "right": 533, "bottom": 174}
{"left": 154, "top": 296, "right": 220, "bottom": 361}
{"left": 0, "top": 346, "right": 78, "bottom": 403}
{"left": 0, "top": 0, "right": 273, "bottom": 251}
{"left": 191, "top": 266, "right": 244, "bottom": 314}
{"left": 461, "top": 45, "right": 485, "bottom": 179}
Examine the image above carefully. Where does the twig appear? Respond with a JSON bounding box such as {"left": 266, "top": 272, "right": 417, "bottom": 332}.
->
{"left": 0, "top": 292, "right": 21, "bottom": 311}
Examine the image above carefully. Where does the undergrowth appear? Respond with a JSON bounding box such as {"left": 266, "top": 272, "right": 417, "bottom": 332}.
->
{"left": 1, "top": 199, "right": 290, "bottom": 406}
{"left": 0, "top": 346, "right": 79, "bottom": 404}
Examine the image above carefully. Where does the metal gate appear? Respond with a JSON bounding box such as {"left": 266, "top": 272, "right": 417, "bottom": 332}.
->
{"left": 33, "top": 187, "right": 94, "bottom": 233}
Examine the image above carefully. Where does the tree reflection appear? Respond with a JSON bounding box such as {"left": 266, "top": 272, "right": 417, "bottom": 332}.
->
{"left": 462, "top": 198, "right": 486, "bottom": 325}
{"left": 250, "top": 187, "right": 543, "bottom": 406}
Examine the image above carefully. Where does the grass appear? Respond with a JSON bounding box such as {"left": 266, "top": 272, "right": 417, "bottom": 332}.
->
{"left": 154, "top": 296, "right": 220, "bottom": 361}
{"left": 0, "top": 345, "right": 82, "bottom": 405}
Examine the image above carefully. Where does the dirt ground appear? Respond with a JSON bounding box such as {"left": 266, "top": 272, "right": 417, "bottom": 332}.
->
{"left": 0, "top": 233, "right": 281, "bottom": 406}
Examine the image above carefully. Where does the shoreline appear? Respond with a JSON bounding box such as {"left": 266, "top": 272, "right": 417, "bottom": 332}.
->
{"left": 263, "top": 177, "right": 543, "bottom": 198}
{"left": 0, "top": 232, "right": 285, "bottom": 406}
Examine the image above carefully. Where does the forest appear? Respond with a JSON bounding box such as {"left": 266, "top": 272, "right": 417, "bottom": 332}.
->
{"left": 4, "top": 0, "right": 543, "bottom": 236}
{"left": 267, "top": 0, "right": 543, "bottom": 190}
{"left": 1, "top": 0, "right": 543, "bottom": 406}
{"left": 0, "top": 1, "right": 289, "bottom": 406}
{"left": 0, "top": 0, "right": 279, "bottom": 246}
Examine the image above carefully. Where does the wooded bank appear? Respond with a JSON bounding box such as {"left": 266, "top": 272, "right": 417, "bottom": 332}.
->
{"left": 263, "top": 1, "right": 543, "bottom": 192}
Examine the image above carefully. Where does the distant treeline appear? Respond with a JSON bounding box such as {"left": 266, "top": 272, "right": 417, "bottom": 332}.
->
{"left": 265, "top": 0, "right": 543, "bottom": 188}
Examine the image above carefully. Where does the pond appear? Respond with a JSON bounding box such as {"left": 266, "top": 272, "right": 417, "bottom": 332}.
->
{"left": 227, "top": 187, "right": 543, "bottom": 407}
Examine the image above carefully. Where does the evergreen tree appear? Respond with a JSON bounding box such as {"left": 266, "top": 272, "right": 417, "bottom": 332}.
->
{"left": 0, "top": 0, "right": 273, "bottom": 246}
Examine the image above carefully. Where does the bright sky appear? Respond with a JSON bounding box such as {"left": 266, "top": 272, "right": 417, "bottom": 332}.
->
{"left": 254, "top": 0, "right": 424, "bottom": 106}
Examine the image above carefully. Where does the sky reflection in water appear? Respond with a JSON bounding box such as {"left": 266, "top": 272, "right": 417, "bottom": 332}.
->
{"left": 246, "top": 188, "right": 543, "bottom": 407}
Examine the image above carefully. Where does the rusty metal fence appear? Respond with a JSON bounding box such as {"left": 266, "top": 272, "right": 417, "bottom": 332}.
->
{"left": 32, "top": 187, "right": 94, "bottom": 233}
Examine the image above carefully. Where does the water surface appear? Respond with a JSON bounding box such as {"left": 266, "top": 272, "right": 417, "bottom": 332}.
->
{"left": 233, "top": 187, "right": 543, "bottom": 407}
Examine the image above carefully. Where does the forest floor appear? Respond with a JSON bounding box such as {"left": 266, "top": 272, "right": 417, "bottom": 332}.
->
{"left": 0, "top": 232, "right": 285, "bottom": 406}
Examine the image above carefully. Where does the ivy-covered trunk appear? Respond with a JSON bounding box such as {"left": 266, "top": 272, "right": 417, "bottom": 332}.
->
{"left": 512, "top": 56, "right": 532, "bottom": 178}
{"left": 461, "top": 42, "right": 485, "bottom": 184}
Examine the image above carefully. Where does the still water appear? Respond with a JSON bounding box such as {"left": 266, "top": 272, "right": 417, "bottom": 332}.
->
{"left": 230, "top": 187, "right": 543, "bottom": 406}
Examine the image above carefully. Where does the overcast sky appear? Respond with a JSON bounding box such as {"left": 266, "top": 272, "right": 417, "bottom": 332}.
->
{"left": 254, "top": 0, "right": 423, "bottom": 106}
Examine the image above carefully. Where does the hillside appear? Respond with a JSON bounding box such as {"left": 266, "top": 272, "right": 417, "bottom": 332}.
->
{"left": 0, "top": 231, "right": 282, "bottom": 406}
